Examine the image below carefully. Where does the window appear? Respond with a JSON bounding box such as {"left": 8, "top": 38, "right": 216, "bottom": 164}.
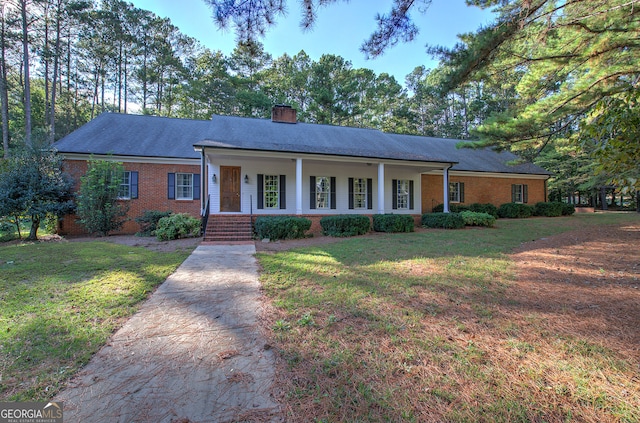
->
{"left": 264, "top": 175, "right": 279, "bottom": 209}
{"left": 177, "top": 173, "right": 193, "bottom": 200}
{"left": 512, "top": 184, "right": 528, "bottom": 203}
{"left": 392, "top": 179, "right": 414, "bottom": 210}
{"left": 391, "top": 179, "right": 414, "bottom": 210}
{"left": 310, "top": 176, "right": 336, "bottom": 210}
{"left": 257, "top": 174, "right": 286, "bottom": 209}
{"left": 449, "top": 182, "right": 464, "bottom": 203}
{"left": 316, "top": 176, "right": 330, "bottom": 209}
{"left": 168, "top": 173, "right": 200, "bottom": 200}
{"left": 349, "top": 178, "right": 373, "bottom": 210}
{"left": 117, "top": 171, "right": 138, "bottom": 200}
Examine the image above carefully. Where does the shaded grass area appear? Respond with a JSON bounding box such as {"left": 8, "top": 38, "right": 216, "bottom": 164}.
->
{"left": 0, "top": 241, "right": 192, "bottom": 401}
{"left": 258, "top": 213, "right": 640, "bottom": 422}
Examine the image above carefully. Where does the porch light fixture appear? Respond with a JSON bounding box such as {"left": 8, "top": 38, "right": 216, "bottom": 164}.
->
{"left": 212, "top": 173, "right": 217, "bottom": 183}
{"left": 244, "top": 174, "right": 249, "bottom": 184}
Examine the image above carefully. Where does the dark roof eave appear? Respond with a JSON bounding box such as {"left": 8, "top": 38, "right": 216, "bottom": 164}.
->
{"left": 56, "top": 151, "right": 200, "bottom": 161}
{"left": 195, "top": 142, "right": 458, "bottom": 166}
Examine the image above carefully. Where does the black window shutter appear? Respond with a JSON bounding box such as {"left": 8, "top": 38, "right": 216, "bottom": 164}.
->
{"left": 310, "top": 176, "right": 316, "bottom": 209}
{"left": 257, "top": 174, "right": 264, "bottom": 209}
{"left": 459, "top": 182, "right": 464, "bottom": 203}
{"left": 511, "top": 184, "right": 516, "bottom": 202}
{"left": 392, "top": 179, "right": 398, "bottom": 210}
{"left": 131, "top": 171, "right": 139, "bottom": 199}
{"left": 193, "top": 174, "right": 200, "bottom": 200}
{"left": 367, "top": 178, "right": 373, "bottom": 210}
{"left": 348, "top": 178, "right": 354, "bottom": 209}
{"left": 330, "top": 177, "right": 336, "bottom": 209}
{"left": 168, "top": 173, "right": 175, "bottom": 199}
{"left": 409, "top": 180, "right": 415, "bottom": 210}
{"left": 523, "top": 184, "right": 529, "bottom": 203}
{"left": 280, "top": 175, "right": 286, "bottom": 209}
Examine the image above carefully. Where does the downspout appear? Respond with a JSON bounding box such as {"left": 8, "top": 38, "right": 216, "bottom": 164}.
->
{"left": 200, "top": 148, "right": 206, "bottom": 215}
{"left": 443, "top": 164, "right": 452, "bottom": 213}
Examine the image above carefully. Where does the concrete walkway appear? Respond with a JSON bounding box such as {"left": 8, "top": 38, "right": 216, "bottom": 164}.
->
{"left": 55, "top": 244, "right": 282, "bottom": 423}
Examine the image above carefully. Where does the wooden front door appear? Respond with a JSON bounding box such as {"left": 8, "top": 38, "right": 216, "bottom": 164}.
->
{"left": 220, "top": 166, "right": 241, "bottom": 212}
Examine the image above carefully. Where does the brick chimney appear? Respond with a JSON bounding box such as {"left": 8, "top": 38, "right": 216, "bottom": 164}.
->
{"left": 271, "top": 105, "right": 297, "bottom": 124}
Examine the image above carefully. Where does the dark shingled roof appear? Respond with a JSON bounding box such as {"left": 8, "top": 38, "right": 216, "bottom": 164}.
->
{"left": 54, "top": 112, "right": 551, "bottom": 176}
{"left": 389, "top": 134, "right": 551, "bottom": 175}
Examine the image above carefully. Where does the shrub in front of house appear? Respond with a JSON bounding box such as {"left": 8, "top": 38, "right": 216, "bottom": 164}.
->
{"left": 561, "top": 203, "right": 576, "bottom": 216}
{"left": 460, "top": 211, "right": 496, "bottom": 227}
{"left": 422, "top": 212, "right": 465, "bottom": 229}
{"left": 497, "top": 203, "right": 534, "bottom": 219}
{"left": 533, "top": 202, "right": 564, "bottom": 217}
{"left": 135, "top": 210, "right": 173, "bottom": 236}
{"left": 432, "top": 203, "right": 470, "bottom": 213}
{"left": 373, "top": 214, "right": 414, "bottom": 233}
{"left": 320, "top": 215, "right": 370, "bottom": 237}
{"left": 468, "top": 203, "right": 499, "bottom": 218}
{"left": 254, "top": 216, "right": 312, "bottom": 240}
{"left": 155, "top": 213, "right": 201, "bottom": 241}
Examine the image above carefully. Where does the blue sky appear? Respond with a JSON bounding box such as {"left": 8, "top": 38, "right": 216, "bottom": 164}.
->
{"left": 128, "top": 0, "right": 497, "bottom": 85}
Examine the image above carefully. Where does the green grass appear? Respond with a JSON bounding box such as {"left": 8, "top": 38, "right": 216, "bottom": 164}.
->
{"left": 0, "top": 240, "right": 192, "bottom": 401}
{"left": 258, "top": 213, "right": 640, "bottom": 422}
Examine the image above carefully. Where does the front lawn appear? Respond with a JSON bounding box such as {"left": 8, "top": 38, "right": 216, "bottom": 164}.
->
{"left": 258, "top": 213, "right": 640, "bottom": 422}
{"left": 0, "top": 240, "right": 192, "bottom": 401}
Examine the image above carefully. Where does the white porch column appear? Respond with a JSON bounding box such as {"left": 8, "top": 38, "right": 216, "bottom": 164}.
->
{"left": 296, "top": 158, "right": 303, "bottom": 215}
{"left": 443, "top": 166, "right": 451, "bottom": 213}
{"left": 377, "top": 163, "right": 385, "bottom": 214}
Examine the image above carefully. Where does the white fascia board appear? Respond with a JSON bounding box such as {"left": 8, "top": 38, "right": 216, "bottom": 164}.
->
{"left": 58, "top": 153, "right": 199, "bottom": 165}
{"left": 424, "top": 169, "right": 550, "bottom": 180}
{"left": 200, "top": 146, "right": 454, "bottom": 169}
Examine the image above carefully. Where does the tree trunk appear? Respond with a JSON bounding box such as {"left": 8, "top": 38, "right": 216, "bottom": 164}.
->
{"left": 20, "top": 0, "right": 32, "bottom": 147}
{"left": 600, "top": 187, "right": 608, "bottom": 211}
{"left": 27, "top": 214, "right": 40, "bottom": 241}
{"left": 0, "top": 5, "right": 10, "bottom": 158}
{"left": 49, "top": 0, "right": 63, "bottom": 144}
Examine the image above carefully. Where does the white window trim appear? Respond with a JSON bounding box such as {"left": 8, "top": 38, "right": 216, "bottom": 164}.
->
{"left": 264, "top": 174, "right": 280, "bottom": 209}
{"left": 176, "top": 173, "right": 194, "bottom": 200}
{"left": 118, "top": 171, "right": 131, "bottom": 200}
{"left": 514, "top": 184, "right": 524, "bottom": 204}
{"left": 449, "top": 182, "right": 461, "bottom": 203}
{"left": 353, "top": 177, "right": 367, "bottom": 209}
{"left": 396, "top": 179, "right": 410, "bottom": 210}
{"left": 316, "top": 176, "right": 331, "bottom": 209}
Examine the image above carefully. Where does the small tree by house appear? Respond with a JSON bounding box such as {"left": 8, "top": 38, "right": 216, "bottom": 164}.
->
{"left": 0, "top": 146, "right": 75, "bottom": 240}
{"left": 76, "top": 159, "right": 129, "bottom": 236}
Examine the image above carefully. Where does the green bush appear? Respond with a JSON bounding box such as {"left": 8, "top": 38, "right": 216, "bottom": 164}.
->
{"left": 432, "top": 203, "right": 470, "bottom": 213}
{"left": 533, "top": 202, "right": 564, "bottom": 217}
{"left": 155, "top": 213, "right": 201, "bottom": 241}
{"left": 254, "top": 216, "right": 312, "bottom": 240}
{"left": 468, "top": 203, "right": 499, "bottom": 218}
{"left": 561, "top": 203, "right": 576, "bottom": 216}
{"left": 497, "top": 203, "right": 534, "bottom": 219}
{"left": 320, "top": 215, "right": 370, "bottom": 237}
{"left": 135, "top": 210, "right": 173, "bottom": 236}
{"left": 460, "top": 211, "right": 496, "bottom": 227}
{"left": 76, "top": 159, "right": 128, "bottom": 236}
{"left": 373, "top": 214, "right": 414, "bottom": 233}
{"left": 421, "top": 212, "right": 465, "bottom": 229}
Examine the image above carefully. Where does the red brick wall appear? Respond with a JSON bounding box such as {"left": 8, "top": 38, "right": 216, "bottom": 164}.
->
{"left": 421, "top": 174, "right": 547, "bottom": 213}
{"left": 60, "top": 159, "right": 201, "bottom": 235}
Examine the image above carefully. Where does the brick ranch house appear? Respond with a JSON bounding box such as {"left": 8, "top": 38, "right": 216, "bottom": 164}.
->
{"left": 53, "top": 106, "right": 551, "bottom": 240}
